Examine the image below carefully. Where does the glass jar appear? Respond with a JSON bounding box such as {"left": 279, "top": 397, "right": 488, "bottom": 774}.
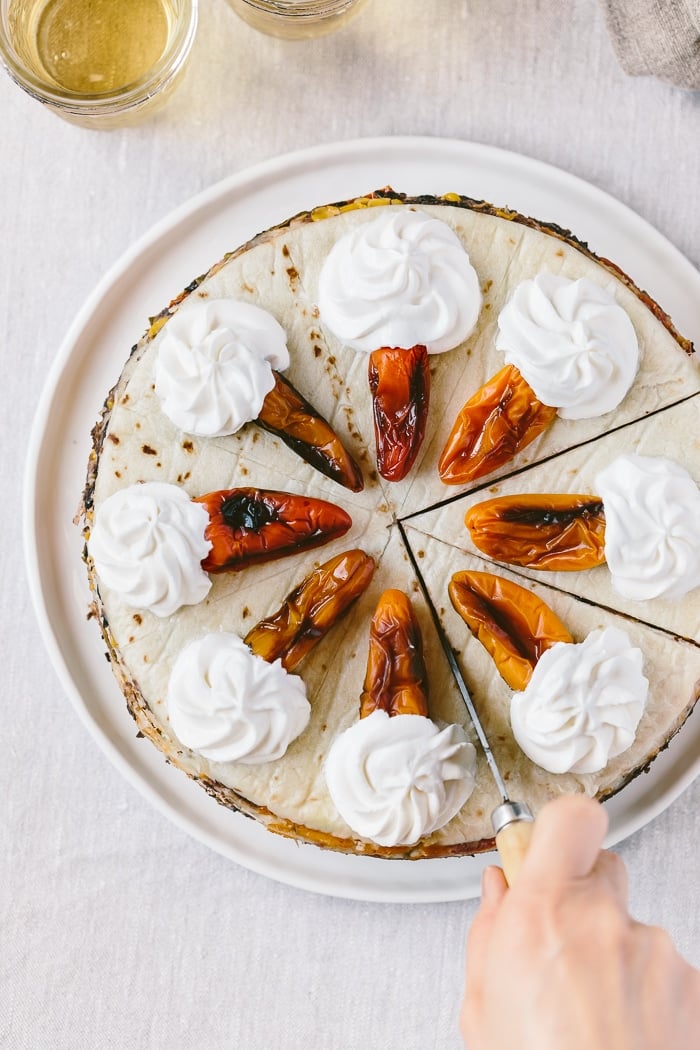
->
{"left": 0, "top": 0, "right": 198, "bottom": 128}
{"left": 227, "top": 0, "right": 369, "bottom": 40}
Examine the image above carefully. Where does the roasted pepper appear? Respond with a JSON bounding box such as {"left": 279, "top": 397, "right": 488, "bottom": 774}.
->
{"left": 438, "top": 364, "right": 556, "bottom": 485}
{"left": 368, "top": 346, "right": 431, "bottom": 482}
{"left": 449, "top": 570, "right": 572, "bottom": 691}
{"left": 465, "top": 493, "right": 607, "bottom": 570}
{"left": 244, "top": 549, "right": 375, "bottom": 671}
{"left": 258, "top": 371, "right": 364, "bottom": 492}
{"left": 359, "top": 589, "right": 430, "bottom": 718}
{"left": 194, "top": 488, "right": 352, "bottom": 573}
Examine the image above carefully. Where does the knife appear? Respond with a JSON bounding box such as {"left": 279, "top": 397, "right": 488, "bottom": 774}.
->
{"left": 398, "top": 521, "right": 534, "bottom": 885}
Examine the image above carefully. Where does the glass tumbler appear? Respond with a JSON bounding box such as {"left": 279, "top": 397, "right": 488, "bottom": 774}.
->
{"left": 0, "top": 0, "right": 198, "bottom": 128}
{"left": 227, "top": 0, "right": 369, "bottom": 40}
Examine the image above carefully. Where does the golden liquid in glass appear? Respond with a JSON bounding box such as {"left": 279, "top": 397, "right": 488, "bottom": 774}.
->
{"left": 8, "top": 0, "right": 172, "bottom": 95}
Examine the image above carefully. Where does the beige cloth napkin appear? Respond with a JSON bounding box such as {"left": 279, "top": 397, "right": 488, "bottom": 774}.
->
{"left": 598, "top": 0, "right": 700, "bottom": 88}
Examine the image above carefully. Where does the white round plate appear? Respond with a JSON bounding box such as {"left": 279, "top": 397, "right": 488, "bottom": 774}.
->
{"left": 24, "top": 136, "right": 700, "bottom": 903}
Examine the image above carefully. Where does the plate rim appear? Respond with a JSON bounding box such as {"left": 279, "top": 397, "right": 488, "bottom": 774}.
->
{"left": 23, "top": 134, "right": 700, "bottom": 903}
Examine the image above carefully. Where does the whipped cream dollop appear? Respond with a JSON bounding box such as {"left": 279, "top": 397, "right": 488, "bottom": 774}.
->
{"left": 89, "top": 482, "right": 211, "bottom": 617}
{"left": 317, "top": 209, "right": 482, "bottom": 354}
{"left": 324, "top": 710, "right": 476, "bottom": 846}
{"left": 496, "top": 274, "right": 639, "bottom": 419}
{"left": 510, "top": 627, "right": 648, "bottom": 775}
{"left": 154, "top": 299, "right": 289, "bottom": 437}
{"left": 596, "top": 453, "right": 700, "bottom": 601}
{"left": 167, "top": 633, "right": 310, "bottom": 764}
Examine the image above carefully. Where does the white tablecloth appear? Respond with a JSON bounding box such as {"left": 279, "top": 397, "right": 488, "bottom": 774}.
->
{"left": 3, "top": 2, "right": 699, "bottom": 1047}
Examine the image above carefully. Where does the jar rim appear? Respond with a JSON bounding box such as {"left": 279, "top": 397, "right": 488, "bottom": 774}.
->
{"left": 233, "top": 0, "right": 361, "bottom": 16}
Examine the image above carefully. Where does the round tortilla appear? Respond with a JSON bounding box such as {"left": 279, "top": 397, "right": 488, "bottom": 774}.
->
{"left": 79, "top": 191, "right": 700, "bottom": 858}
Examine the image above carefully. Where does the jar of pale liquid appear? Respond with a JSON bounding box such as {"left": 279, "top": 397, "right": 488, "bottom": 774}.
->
{"left": 228, "top": 0, "right": 369, "bottom": 40}
{"left": 0, "top": 0, "right": 198, "bottom": 128}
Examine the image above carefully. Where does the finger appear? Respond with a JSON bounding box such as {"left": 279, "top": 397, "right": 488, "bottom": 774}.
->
{"left": 482, "top": 864, "right": 508, "bottom": 906}
{"left": 466, "top": 867, "right": 508, "bottom": 964}
{"left": 464, "top": 866, "right": 508, "bottom": 1005}
{"left": 592, "top": 848, "right": 629, "bottom": 908}
{"left": 519, "top": 795, "right": 608, "bottom": 886}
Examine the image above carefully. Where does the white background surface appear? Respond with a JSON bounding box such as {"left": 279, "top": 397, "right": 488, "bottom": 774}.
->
{"left": 3, "top": 1, "right": 700, "bottom": 1046}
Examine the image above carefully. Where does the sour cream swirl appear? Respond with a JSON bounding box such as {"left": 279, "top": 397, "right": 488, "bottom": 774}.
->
{"left": 317, "top": 209, "right": 482, "bottom": 354}
{"left": 325, "top": 710, "right": 477, "bottom": 846}
{"left": 167, "top": 633, "right": 310, "bottom": 764}
{"left": 89, "top": 482, "right": 212, "bottom": 617}
{"left": 510, "top": 628, "right": 648, "bottom": 775}
{"left": 155, "top": 299, "right": 289, "bottom": 437}
{"left": 496, "top": 274, "right": 639, "bottom": 419}
{"left": 596, "top": 453, "right": 700, "bottom": 601}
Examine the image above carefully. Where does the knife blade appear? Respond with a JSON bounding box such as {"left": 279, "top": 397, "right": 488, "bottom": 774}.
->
{"left": 397, "top": 520, "right": 534, "bottom": 883}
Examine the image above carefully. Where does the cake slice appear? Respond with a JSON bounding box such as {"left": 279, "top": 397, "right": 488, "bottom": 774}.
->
{"left": 406, "top": 396, "right": 700, "bottom": 643}
{"left": 401, "top": 527, "right": 700, "bottom": 806}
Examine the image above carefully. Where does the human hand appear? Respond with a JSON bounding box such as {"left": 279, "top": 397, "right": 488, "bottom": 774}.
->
{"left": 461, "top": 795, "right": 700, "bottom": 1050}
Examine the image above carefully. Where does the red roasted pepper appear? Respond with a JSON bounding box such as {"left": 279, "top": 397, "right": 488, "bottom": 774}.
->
{"left": 368, "top": 346, "right": 430, "bottom": 482}
{"left": 194, "top": 488, "right": 352, "bottom": 573}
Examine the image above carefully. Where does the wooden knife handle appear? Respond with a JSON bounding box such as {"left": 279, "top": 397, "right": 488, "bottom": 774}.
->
{"left": 496, "top": 819, "right": 534, "bottom": 886}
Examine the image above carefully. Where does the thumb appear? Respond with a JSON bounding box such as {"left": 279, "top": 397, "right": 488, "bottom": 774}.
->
{"left": 519, "top": 795, "right": 608, "bottom": 887}
{"left": 464, "top": 866, "right": 508, "bottom": 1006}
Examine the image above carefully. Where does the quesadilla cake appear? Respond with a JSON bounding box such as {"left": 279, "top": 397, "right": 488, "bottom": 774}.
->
{"left": 78, "top": 189, "right": 700, "bottom": 859}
